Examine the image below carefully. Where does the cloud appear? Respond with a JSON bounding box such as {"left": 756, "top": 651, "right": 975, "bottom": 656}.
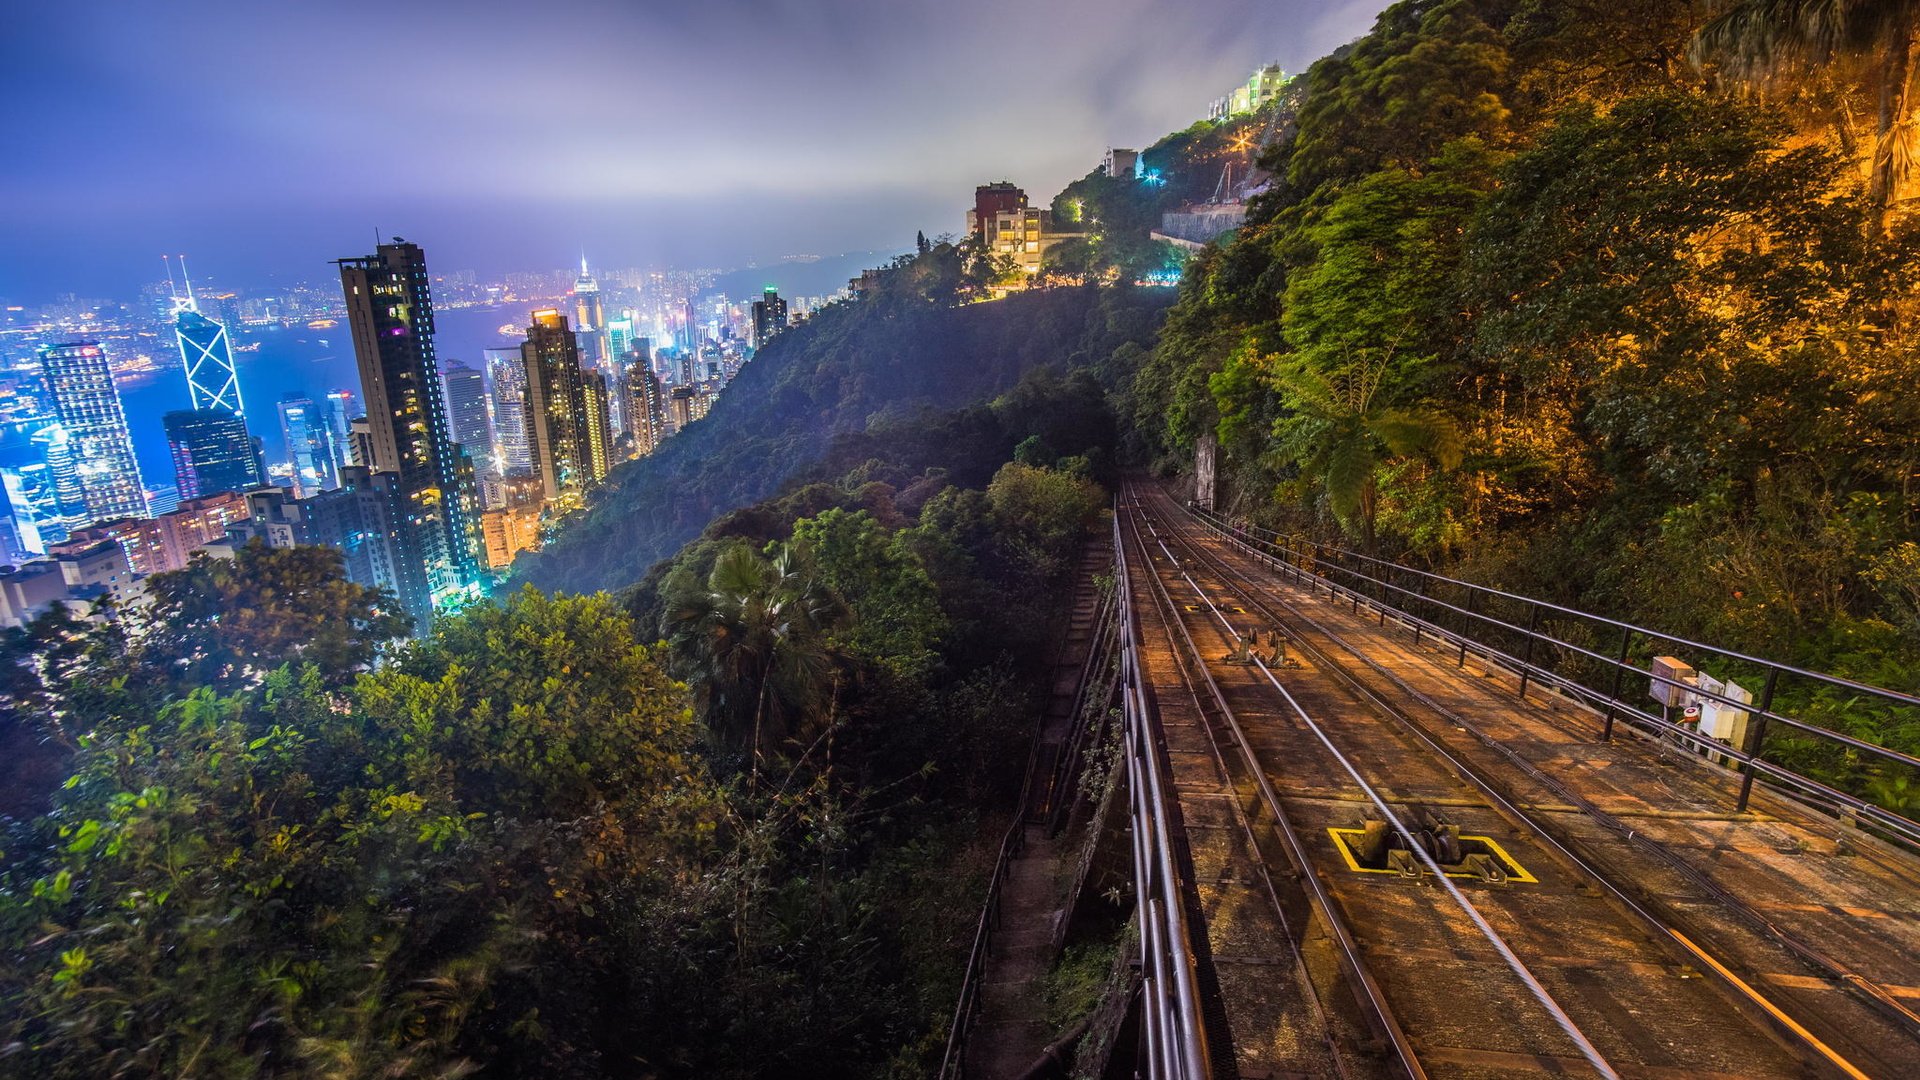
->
{"left": 0, "top": 0, "right": 1385, "bottom": 297}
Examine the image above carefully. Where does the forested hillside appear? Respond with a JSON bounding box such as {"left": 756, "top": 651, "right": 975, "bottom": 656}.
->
{"left": 517, "top": 257, "right": 1169, "bottom": 595}
{"left": 11, "top": 2, "right": 1920, "bottom": 1075}
{"left": 1127, "top": 0, "right": 1920, "bottom": 796}
{"left": 2, "top": 243, "right": 1167, "bottom": 1076}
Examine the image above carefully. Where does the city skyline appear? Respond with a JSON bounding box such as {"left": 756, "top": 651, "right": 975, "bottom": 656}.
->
{"left": 0, "top": 0, "right": 1378, "bottom": 301}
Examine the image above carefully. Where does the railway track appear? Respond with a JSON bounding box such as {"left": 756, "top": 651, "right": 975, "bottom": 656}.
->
{"left": 1117, "top": 484, "right": 1920, "bottom": 1078}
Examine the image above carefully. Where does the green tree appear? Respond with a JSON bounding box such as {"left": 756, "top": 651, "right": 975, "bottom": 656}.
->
{"left": 789, "top": 509, "right": 947, "bottom": 681}
{"left": 663, "top": 542, "right": 842, "bottom": 777}
{"left": 1272, "top": 353, "right": 1463, "bottom": 550}
{"left": 1283, "top": 0, "right": 1514, "bottom": 194}
{"left": 984, "top": 462, "right": 1106, "bottom": 583}
{"left": 139, "top": 541, "right": 412, "bottom": 690}
{"left": 2, "top": 591, "right": 715, "bottom": 1079}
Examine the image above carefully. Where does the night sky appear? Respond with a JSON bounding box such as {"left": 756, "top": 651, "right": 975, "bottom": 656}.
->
{"left": 0, "top": 0, "right": 1381, "bottom": 301}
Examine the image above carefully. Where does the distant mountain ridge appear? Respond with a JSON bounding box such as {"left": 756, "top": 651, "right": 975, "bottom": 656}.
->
{"left": 701, "top": 249, "right": 907, "bottom": 303}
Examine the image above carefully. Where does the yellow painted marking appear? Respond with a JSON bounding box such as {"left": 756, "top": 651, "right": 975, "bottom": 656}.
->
{"left": 1750, "top": 900, "right": 1893, "bottom": 920}
{"left": 1762, "top": 972, "right": 1920, "bottom": 1000}
{"left": 1327, "top": 827, "right": 1539, "bottom": 884}
{"left": 1668, "top": 930, "right": 1871, "bottom": 1080}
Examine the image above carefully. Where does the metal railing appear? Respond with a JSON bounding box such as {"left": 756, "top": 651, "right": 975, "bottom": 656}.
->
{"left": 1113, "top": 510, "right": 1213, "bottom": 1080}
{"left": 938, "top": 810, "right": 1029, "bottom": 1079}
{"left": 1184, "top": 501, "right": 1920, "bottom": 852}
{"left": 940, "top": 542, "right": 1113, "bottom": 1078}
{"left": 1043, "top": 587, "right": 1119, "bottom": 835}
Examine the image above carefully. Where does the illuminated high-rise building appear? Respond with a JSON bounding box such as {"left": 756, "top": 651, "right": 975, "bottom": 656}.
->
{"left": 166, "top": 268, "right": 267, "bottom": 494}
{"left": 621, "top": 365, "right": 667, "bottom": 457}
{"left": 38, "top": 343, "right": 147, "bottom": 521}
{"left": 324, "top": 390, "right": 358, "bottom": 474}
{"left": 521, "top": 309, "right": 602, "bottom": 504}
{"left": 571, "top": 257, "right": 608, "bottom": 374}
{"left": 0, "top": 421, "right": 88, "bottom": 557}
{"left": 164, "top": 408, "right": 264, "bottom": 498}
{"left": 336, "top": 239, "right": 481, "bottom": 624}
{"left": 485, "top": 348, "right": 531, "bottom": 475}
{"left": 580, "top": 369, "right": 614, "bottom": 481}
{"left": 439, "top": 359, "right": 493, "bottom": 472}
{"left": 607, "top": 315, "right": 636, "bottom": 365}
{"left": 277, "top": 394, "right": 337, "bottom": 498}
{"left": 32, "top": 425, "right": 88, "bottom": 541}
{"left": 174, "top": 305, "right": 244, "bottom": 415}
{"left": 751, "top": 287, "right": 788, "bottom": 350}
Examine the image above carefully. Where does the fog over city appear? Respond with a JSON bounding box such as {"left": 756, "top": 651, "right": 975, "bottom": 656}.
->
{"left": 0, "top": 0, "right": 1377, "bottom": 298}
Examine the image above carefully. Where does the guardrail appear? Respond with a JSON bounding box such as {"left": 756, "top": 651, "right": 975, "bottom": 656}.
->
{"left": 939, "top": 541, "right": 1114, "bottom": 1078}
{"left": 1043, "top": 587, "right": 1118, "bottom": 835}
{"left": 938, "top": 810, "right": 1029, "bottom": 1079}
{"left": 1114, "top": 509, "right": 1213, "bottom": 1080}
{"left": 1184, "top": 501, "right": 1920, "bottom": 852}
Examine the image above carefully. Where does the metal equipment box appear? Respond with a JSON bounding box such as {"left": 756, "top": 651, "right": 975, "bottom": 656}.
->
{"left": 1650, "top": 656, "right": 1696, "bottom": 708}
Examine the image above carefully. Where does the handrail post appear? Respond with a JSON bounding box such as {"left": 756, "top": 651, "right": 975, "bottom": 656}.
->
{"left": 1458, "top": 588, "right": 1476, "bottom": 667}
{"left": 1517, "top": 604, "right": 1542, "bottom": 699}
{"left": 1601, "top": 626, "right": 1633, "bottom": 742}
{"left": 1735, "top": 667, "right": 1781, "bottom": 813}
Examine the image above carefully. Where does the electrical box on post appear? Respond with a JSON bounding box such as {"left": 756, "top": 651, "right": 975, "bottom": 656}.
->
{"left": 1650, "top": 656, "right": 1696, "bottom": 708}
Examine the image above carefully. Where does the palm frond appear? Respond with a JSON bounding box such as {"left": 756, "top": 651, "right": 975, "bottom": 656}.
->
{"left": 1322, "top": 434, "right": 1374, "bottom": 526}
{"left": 1692, "top": 0, "right": 1915, "bottom": 82}
{"left": 1271, "top": 359, "right": 1341, "bottom": 418}
{"left": 1369, "top": 407, "right": 1465, "bottom": 470}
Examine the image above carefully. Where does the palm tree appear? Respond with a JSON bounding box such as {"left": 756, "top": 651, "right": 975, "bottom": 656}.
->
{"left": 1273, "top": 353, "right": 1462, "bottom": 552}
{"left": 1693, "top": 0, "right": 1920, "bottom": 228}
{"left": 663, "top": 542, "right": 842, "bottom": 782}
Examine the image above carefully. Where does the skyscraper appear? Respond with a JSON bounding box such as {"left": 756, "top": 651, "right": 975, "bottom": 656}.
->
{"left": 485, "top": 348, "right": 532, "bottom": 475}
{"left": 439, "top": 359, "right": 493, "bottom": 471}
{"left": 168, "top": 281, "right": 266, "bottom": 495}
{"left": 324, "top": 390, "right": 359, "bottom": 474}
{"left": 751, "top": 287, "right": 789, "bottom": 350}
{"left": 521, "top": 308, "right": 600, "bottom": 504}
{"left": 278, "top": 394, "right": 337, "bottom": 498}
{"left": 607, "top": 315, "right": 635, "bottom": 365}
{"left": 0, "top": 422, "right": 87, "bottom": 557}
{"left": 174, "top": 306, "right": 245, "bottom": 414}
{"left": 32, "top": 425, "right": 87, "bottom": 542}
{"left": 572, "top": 258, "right": 608, "bottom": 374}
{"left": 621, "top": 365, "right": 667, "bottom": 457}
{"left": 38, "top": 343, "right": 147, "bottom": 521}
{"left": 337, "top": 239, "right": 480, "bottom": 623}
{"left": 580, "top": 369, "right": 615, "bottom": 481}
{"left": 164, "top": 408, "right": 264, "bottom": 498}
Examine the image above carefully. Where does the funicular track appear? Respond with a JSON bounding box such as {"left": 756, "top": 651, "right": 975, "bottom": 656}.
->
{"left": 1151, "top": 485, "right": 1920, "bottom": 1072}
{"left": 1117, "top": 484, "right": 1920, "bottom": 1078}
{"left": 1119, "top": 501, "right": 1393, "bottom": 1079}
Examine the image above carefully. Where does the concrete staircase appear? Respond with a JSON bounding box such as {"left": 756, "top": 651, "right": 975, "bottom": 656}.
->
{"left": 967, "top": 825, "right": 1066, "bottom": 1078}
{"left": 956, "top": 537, "right": 1112, "bottom": 1078}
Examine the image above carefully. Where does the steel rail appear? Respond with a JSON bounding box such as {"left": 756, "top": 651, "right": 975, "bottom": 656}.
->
{"left": 1133, "top": 509, "right": 1620, "bottom": 1079}
{"left": 1119, "top": 501, "right": 1388, "bottom": 1080}
{"left": 1112, "top": 508, "right": 1213, "bottom": 1080}
{"left": 1189, "top": 503, "right": 1920, "bottom": 846}
{"left": 1198, "top": 503, "right": 1920, "bottom": 1045}
{"left": 1042, "top": 586, "right": 1119, "bottom": 833}
{"left": 1226, "top": 519, "right": 1920, "bottom": 1041}
{"left": 1149, "top": 489, "right": 1885, "bottom": 1079}
{"left": 1208, "top": 508, "right": 1920, "bottom": 712}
